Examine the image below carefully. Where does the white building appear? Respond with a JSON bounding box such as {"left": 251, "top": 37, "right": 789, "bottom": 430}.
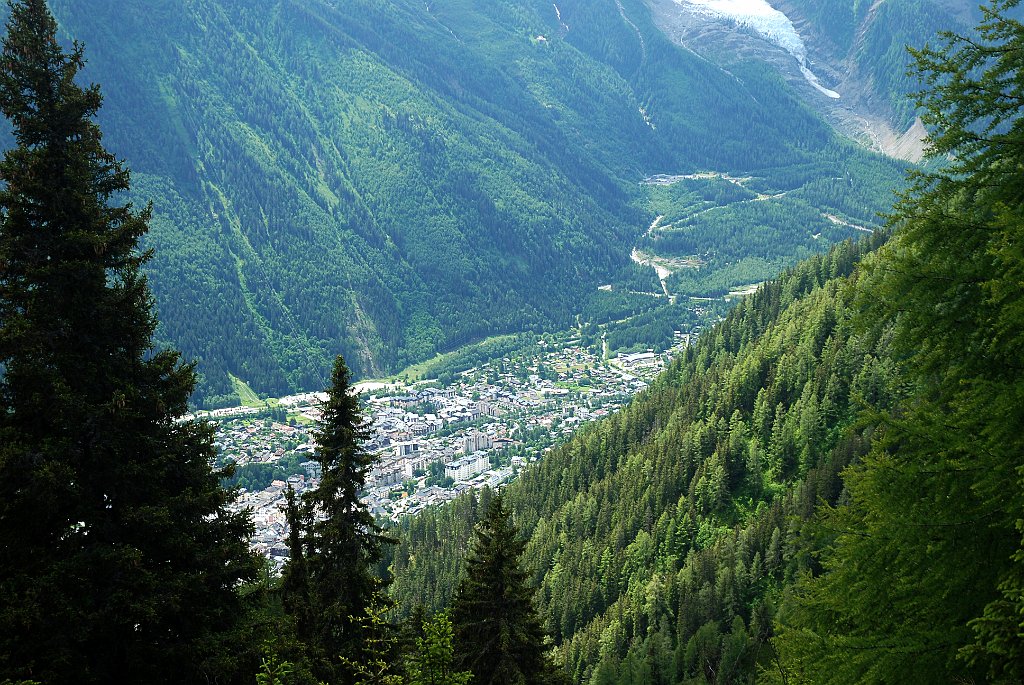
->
{"left": 445, "top": 453, "right": 491, "bottom": 481}
{"left": 402, "top": 453, "right": 433, "bottom": 478}
{"left": 618, "top": 351, "right": 658, "bottom": 368}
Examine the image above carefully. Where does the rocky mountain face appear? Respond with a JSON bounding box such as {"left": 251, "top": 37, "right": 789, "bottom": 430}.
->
{"left": 645, "top": 0, "right": 977, "bottom": 161}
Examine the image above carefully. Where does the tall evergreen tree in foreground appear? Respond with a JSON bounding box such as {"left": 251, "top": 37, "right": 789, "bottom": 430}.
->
{"left": 282, "top": 354, "right": 393, "bottom": 682}
{"left": 0, "top": 1, "right": 258, "bottom": 682}
{"left": 772, "top": 0, "right": 1024, "bottom": 681}
{"left": 451, "top": 494, "right": 564, "bottom": 685}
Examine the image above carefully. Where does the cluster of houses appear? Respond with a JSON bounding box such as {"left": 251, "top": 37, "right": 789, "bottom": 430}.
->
{"left": 213, "top": 419, "right": 313, "bottom": 468}
{"left": 236, "top": 472, "right": 306, "bottom": 569}
{"left": 217, "top": 335, "right": 689, "bottom": 565}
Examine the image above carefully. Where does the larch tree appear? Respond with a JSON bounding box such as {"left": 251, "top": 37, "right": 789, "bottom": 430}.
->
{"left": 0, "top": 0, "right": 259, "bottom": 683}
{"left": 282, "top": 354, "right": 393, "bottom": 682}
{"left": 771, "top": 0, "right": 1024, "bottom": 682}
{"left": 406, "top": 610, "right": 472, "bottom": 685}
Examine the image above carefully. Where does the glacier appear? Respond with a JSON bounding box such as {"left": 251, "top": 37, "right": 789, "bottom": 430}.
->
{"left": 673, "top": 0, "right": 841, "bottom": 98}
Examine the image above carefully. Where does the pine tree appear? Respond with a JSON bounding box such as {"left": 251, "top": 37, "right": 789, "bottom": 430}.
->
{"left": 0, "top": 1, "right": 258, "bottom": 682}
{"left": 451, "top": 494, "right": 564, "bottom": 685}
{"left": 282, "top": 354, "right": 393, "bottom": 682}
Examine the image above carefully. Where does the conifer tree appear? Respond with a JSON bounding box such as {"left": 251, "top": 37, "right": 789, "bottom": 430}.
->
{"left": 282, "top": 354, "right": 393, "bottom": 682}
{"left": 0, "top": 1, "right": 258, "bottom": 682}
{"left": 451, "top": 494, "right": 565, "bottom": 685}
{"left": 772, "top": 1, "right": 1024, "bottom": 681}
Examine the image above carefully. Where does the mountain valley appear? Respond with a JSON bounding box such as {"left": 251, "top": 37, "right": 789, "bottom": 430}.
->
{"left": 33, "top": 0, "right": 923, "bottom": 406}
{"left": 2, "top": 0, "right": 1023, "bottom": 682}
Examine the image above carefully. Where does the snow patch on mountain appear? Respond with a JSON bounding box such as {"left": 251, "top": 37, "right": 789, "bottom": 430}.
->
{"left": 673, "top": 0, "right": 840, "bottom": 98}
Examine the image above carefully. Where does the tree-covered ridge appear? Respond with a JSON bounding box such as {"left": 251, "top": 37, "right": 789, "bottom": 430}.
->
{"left": 31, "top": 0, "right": 909, "bottom": 405}
{"left": 386, "top": 3, "right": 1024, "bottom": 678}
{"left": 772, "top": 1, "right": 1024, "bottom": 680}
{"left": 384, "top": 230, "right": 898, "bottom": 682}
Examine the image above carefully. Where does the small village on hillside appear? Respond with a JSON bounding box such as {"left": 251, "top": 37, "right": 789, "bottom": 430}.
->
{"left": 199, "top": 335, "right": 690, "bottom": 568}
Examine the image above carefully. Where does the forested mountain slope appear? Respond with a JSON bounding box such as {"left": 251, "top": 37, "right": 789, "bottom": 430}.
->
{"left": 35, "top": 0, "right": 909, "bottom": 405}
{"left": 386, "top": 4, "right": 1024, "bottom": 681}
{"left": 386, "top": 232, "right": 897, "bottom": 682}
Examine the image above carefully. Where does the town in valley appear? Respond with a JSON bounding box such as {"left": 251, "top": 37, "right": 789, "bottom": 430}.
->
{"left": 198, "top": 334, "right": 691, "bottom": 569}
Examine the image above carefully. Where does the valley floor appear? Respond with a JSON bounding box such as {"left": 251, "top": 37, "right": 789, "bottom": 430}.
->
{"left": 206, "top": 332, "right": 691, "bottom": 569}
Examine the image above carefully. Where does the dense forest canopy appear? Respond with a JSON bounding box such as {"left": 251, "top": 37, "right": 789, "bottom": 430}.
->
{"left": 772, "top": 1, "right": 1024, "bottom": 680}
{"left": 384, "top": 3, "right": 1024, "bottom": 683}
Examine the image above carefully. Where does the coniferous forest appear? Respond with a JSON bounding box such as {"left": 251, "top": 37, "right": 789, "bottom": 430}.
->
{"left": 1, "top": 0, "right": 1023, "bottom": 684}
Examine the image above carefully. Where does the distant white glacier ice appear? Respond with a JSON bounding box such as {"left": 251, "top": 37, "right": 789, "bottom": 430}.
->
{"left": 673, "top": 0, "right": 840, "bottom": 98}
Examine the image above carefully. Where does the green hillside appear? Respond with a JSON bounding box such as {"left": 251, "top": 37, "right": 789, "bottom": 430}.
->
{"left": 37, "top": 0, "right": 907, "bottom": 405}
{"left": 383, "top": 4, "right": 1024, "bottom": 681}
{"left": 386, "top": 232, "right": 892, "bottom": 681}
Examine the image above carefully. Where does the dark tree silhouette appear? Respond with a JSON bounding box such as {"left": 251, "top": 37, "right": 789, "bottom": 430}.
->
{"left": 0, "top": 1, "right": 258, "bottom": 682}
